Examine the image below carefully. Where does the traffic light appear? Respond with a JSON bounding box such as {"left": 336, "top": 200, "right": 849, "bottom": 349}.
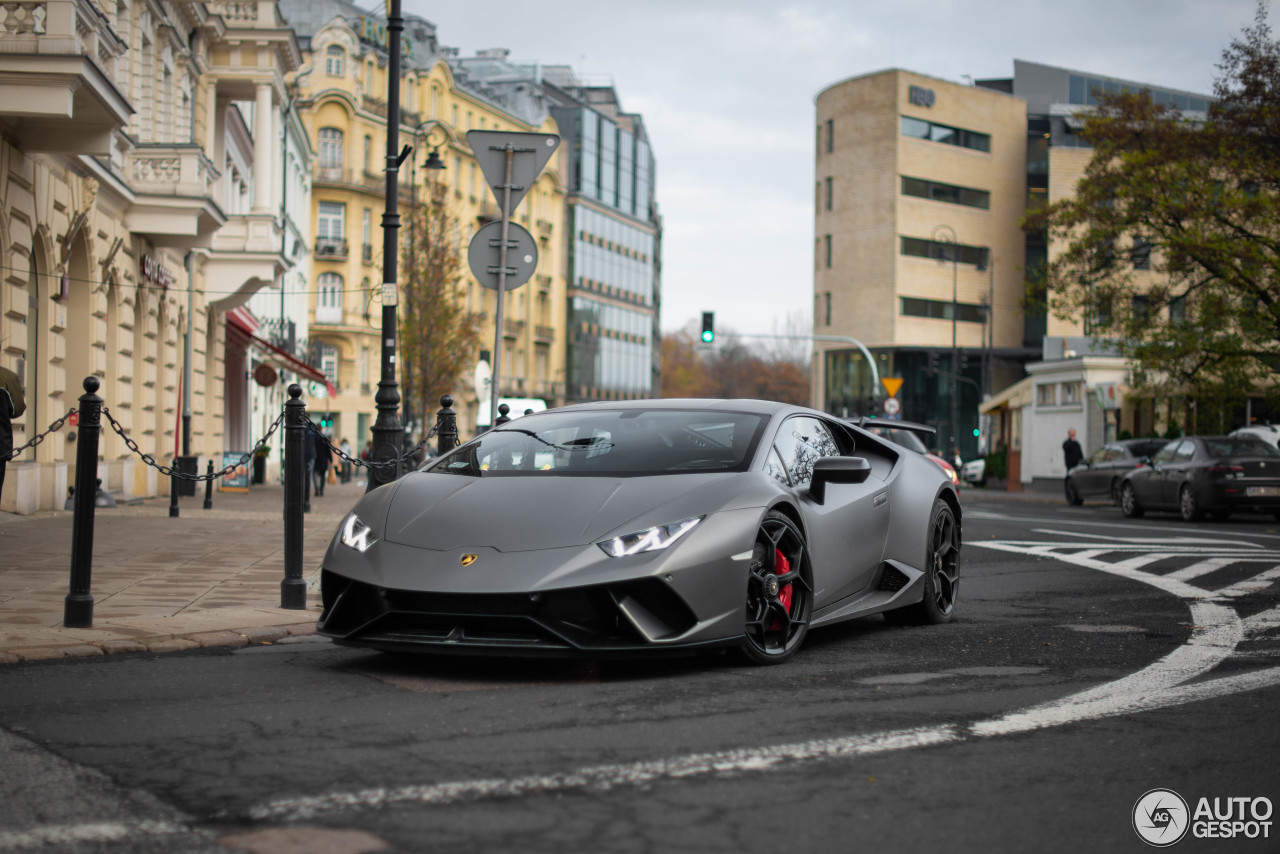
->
{"left": 926, "top": 351, "right": 938, "bottom": 375}
{"left": 972, "top": 427, "right": 980, "bottom": 438}
{"left": 701, "top": 312, "right": 715, "bottom": 343}
{"left": 318, "top": 412, "right": 334, "bottom": 431}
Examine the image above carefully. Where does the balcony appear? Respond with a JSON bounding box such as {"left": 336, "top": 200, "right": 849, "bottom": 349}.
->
{"left": 261, "top": 318, "right": 297, "bottom": 353}
{"left": 314, "top": 304, "right": 342, "bottom": 325}
{"left": 536, "top": 219, "right": 554, "bottom": 236}
{"left": 0, "top": 0, "right": 132, "bottom": 155}
{"left": 314, "top": 237, "right": 349, "bottom": 260}
{"left": 534, "top": 325, "right": 555, "bottom": 343}
{"left": 477, "top": 200, "right": 499, "bottom": 225}
{"left": 503, "top": 319, "right": 525, "bottom": 339}
{"left": 123, "top": 144, "right": 225, "bottom": 242}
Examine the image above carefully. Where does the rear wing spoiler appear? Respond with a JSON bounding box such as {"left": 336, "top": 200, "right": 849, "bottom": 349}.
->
{"left": 846, "top": 416, "right": 937, "bottom": 439}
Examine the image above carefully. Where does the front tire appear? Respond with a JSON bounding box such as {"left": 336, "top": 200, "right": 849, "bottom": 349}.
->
{"left": 1120, "top": 482, "right": 1145, "bottom": 518}
{"left": 885, "top": 498, "right": 959, "bottom": 625}
{"left": 739, "top": 511, "right": 812, "bottom": 665}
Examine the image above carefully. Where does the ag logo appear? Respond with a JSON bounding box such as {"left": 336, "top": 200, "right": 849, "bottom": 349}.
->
{"left": 1133, "top": 788, "right": 1190, "bottom": 846}
{"left": 460, "top": 554, "right": 478, "bottom": 567}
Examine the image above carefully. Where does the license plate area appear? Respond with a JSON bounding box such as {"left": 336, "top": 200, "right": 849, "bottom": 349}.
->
{"left": 1246, "top": 486, "right": 1280, "bottom": 497}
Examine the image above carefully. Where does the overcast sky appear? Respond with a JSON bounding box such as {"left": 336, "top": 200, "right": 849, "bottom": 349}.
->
{"left": 397, "top": 0, "right": 1270, "bottom": 341}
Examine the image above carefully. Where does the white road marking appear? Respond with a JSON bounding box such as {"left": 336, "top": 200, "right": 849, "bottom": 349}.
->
{"left": 238, "top": 533, "right": 1280, "bottom": 822}
{"left": 1031, "top": 528, "right": 1264, "bottom": 547}
{"left": 0, "top": 820, "right": 192, "bottom": 850}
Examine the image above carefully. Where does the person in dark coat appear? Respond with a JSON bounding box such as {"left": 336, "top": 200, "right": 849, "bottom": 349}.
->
{"left": 1063, "top": 428, "right": 1084, "bottom": 471}
{"left": 314, "top": 434, "right": 333, "bottom": 496}
{"left": 0, "top": 364, "right": 26, "bottom": 496}
{"left": 303, "top": 425, "right": 317, "bottom": 504}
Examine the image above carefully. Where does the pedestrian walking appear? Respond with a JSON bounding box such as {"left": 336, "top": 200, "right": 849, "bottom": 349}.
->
{"left": 314, "top": 435, "right": 332, "bottom": 496}
{"left": 1063, "top": 428, "right": 1084, "bottom": 471}
{"left": 304, "top": 425, "right": 317, "bottom": 505}
{"left": 339, "top": 437, "right": 352, "bottom": 483}
{"left": 0, "top": 364, "right": 26, "bottom": 496}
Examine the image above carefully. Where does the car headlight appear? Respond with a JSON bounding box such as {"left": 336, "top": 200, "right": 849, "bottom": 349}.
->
{"left": 598, "top": 516, "right": 702, "bottom": 558}
{"left": 339, "top": 513, "right": 378, "bottom": 553}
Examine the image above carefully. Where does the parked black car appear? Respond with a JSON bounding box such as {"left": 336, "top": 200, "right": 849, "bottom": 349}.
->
{"left": 1118, "top": 435, "right": 1280, "bottom": 521}
{"left": 1064, "top": 438, "right": 1170, "bottom": 505}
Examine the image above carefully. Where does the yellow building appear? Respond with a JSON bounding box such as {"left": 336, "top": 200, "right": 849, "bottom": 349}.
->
{"left": 283, "top": 1, "right": 567, "bottom": 447}
{"left": 0, "top": 0, "right": 314, "bottom": 513}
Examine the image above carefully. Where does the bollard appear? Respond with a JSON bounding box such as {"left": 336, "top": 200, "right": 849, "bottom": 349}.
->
{"left": 203, "top": 458, "right": 213, "bottom": 509}
{"left": 168, "top": 465, "right": 179, "bottom": 517}
{"left": 281, "top": 384, "right": 307, "bottom": 609}
{"left": 436, "top": 394, "right": 458, "bottom": 457}
{"left": 64, "top": 376, "right": 102, "bottom": 628}
{"left": 495, "top": 402, "right": 511, "bottom": 427}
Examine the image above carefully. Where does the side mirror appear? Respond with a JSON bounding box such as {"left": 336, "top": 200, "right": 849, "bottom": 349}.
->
{"left": 810, "top": 456, "right": 871, "bottom": 504}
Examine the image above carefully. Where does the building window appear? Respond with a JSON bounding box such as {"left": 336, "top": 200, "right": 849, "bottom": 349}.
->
{"left": 900, "top": 236, "right": 989, "bottom": 266}
{"left": 1131, "top": 235, "right": 1152, "bottom": 270}
{"left": 1132, "top": 295, "right": 1150, "bottom": 320}
{"left": 1170, "top": 295, "right": 1187, "bottom": 324}
{"left": 825, "top": 176, "right": 833, "bottom": 211}
{"left": 1061, "top": 382, "right": 1081, "bottom": 405}
{"left": 316, "top": 342, "right": 338, "bottom": 383}
{"left": 901, "top": 176, "right": 990, "bottom": 209}
{"left": 318, "top": 128, "right": 343, "bottom": 171}
{"left": 900, "top": 297, "right": 986, "bottom": 323}
{"left": 900, "top": 116, "right": 990, "bottom": 152}
{"left": 316, "top": 273, "right": 342, "bottom": 324}
{"left": 826, "top": 118, "right": 833, "bottom": 153}
{"left": 1037, "top": 384, "right": 1057, "bottom": 407}
{"left": 318, "top": 202, "right": 345, "bottom": 239}
{"left": 325, "top": 45, "right": 344, "bottom": 77}
{"left": 824, "top": 292, "right": 832, "bottom": 326}
{"left": 824, "top": 234, "right": 832, "bottom": 269}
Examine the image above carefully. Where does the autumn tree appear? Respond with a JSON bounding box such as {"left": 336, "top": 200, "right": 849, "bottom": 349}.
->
{"left": 660, "top": 324, "right": 811, "bottom": 404}
{"left": 398, "top": 179, "right": 482, "bottom": 435}
{"left": 1029, "top": 3, "right": 1280, "bottom": 410}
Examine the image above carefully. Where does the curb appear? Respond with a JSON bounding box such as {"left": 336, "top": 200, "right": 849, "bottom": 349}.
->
{"left": 0, "top": 622, "right": 318, "bottom": 664}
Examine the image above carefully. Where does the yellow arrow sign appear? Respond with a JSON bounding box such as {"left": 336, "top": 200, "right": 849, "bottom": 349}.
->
{"left": 881, "top": 377, "right": 904, "bottom": 398}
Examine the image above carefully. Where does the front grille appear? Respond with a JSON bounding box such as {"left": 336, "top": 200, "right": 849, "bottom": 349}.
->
{"left": 318, "top": 571, "right": 697, "bottom": 652}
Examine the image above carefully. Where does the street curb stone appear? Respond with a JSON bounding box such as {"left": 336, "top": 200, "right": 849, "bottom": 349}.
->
{"left": 191, "top": 630, "right": 250, "bottom": 649}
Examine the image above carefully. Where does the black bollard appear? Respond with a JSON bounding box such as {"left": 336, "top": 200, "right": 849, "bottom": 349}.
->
{"left": 203, "top": 458, "right": 213, "bottom": 509}
{"left": 436, "top": 394, "right": 457, "bottom": 457}
{"left": 281, "top": 384, "right": 307, "bottom": 609}
{"left": 168, "top": 464, "right": 179, "bottom": 517}
{"left": 495, "top": 403, "right": 511, "bottom": 427}
{"left": 64, "top": 376, "right": 102, "bottom": 628}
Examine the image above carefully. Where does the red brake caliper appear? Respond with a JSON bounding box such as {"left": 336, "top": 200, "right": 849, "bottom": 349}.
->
{"left": 769, "top": 548, "right": 793, "bottom": 630}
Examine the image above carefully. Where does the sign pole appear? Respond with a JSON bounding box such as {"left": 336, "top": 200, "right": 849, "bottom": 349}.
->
{"left": 491, "top": 145, "right": 514, "bottom": 428}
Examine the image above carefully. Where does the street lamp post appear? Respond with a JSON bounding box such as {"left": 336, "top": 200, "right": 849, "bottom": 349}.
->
{"left": 932, "top": 224, "right": 959, "bottom": 459}
{"left": 367, "top": 0, "right": 408, "bottom": 493}
{"left": 402, "top": 122, "right": 447, "bottom": 436}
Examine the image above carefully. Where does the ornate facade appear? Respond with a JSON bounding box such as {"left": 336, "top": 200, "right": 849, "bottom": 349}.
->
{"left": 0, "top": 0, "right": 317, "bottom": 513}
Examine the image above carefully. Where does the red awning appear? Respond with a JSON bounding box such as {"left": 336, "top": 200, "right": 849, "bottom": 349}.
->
{"left": 225, "top": 307, "right": 329, "bottom": 386}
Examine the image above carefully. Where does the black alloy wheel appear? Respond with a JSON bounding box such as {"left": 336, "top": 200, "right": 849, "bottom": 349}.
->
{"left": 740, "top": 510, "right": 813, "bottom": 665}
{"left": 1121, "top": 482, "right": 1145, "bottom": 518}
{"left": 1109, "top": 478, "right": 1122, "bottom": 504}
{"left": 1065, "top": 478, "right": 1083, "bottom": 506}
{"left": 1179, "top": 484, "right": 1205, "bottom": 522}
{"left": 886, "top": 498, "right": 960, "bottom": 625}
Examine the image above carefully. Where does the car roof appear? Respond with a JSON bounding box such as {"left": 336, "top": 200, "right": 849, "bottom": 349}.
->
{"left": 546, "top": 398, "right": 806, "bottom": 418}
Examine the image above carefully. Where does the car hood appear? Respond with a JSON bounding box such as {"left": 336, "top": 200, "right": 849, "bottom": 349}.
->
{"left": 380, "top": 471, "right": 747, "bottom": 553}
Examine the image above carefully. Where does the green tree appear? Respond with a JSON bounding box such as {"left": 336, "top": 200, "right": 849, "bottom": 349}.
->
{"left": 1029, "top": 3, "right": 1280, "bottom": 407}
{"left": 399, "top": 180, "right": 482, "bottom": 435}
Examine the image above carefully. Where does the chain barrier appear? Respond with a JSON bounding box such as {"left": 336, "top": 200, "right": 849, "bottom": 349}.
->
{"left": 101, "top": 406, "right": 286, "bottom": 481}
{"left": 3, "top": 407, "right": 77, "bottom": 462}
{"left": 299, "top": 413, "right": 438, "bottom": 472}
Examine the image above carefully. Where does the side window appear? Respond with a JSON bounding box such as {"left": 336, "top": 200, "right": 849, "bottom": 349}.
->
{"left": 1152, "top": 442, "right": 1178, "bottom": 464}
{"left": 765, "top": 447, "right": 790, "bottom": 486}
{"left": 1174, "top": 440, "right": 1196, "bottom": 461}
{"left": 771, "top": 416, "right": 840, "bottom": 488}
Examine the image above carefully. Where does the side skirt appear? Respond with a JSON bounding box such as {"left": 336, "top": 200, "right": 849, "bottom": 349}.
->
{"left": 809, "top": 560, "right": 925, "bottom": 627}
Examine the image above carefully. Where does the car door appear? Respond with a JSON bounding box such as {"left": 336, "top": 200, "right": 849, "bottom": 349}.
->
{"left": 1133, "top": 441, "right": 1177, "bottom": 506}
{"left": 768, "top": 415, "right": 890, "bottom": 608}
{"left": 1160, "top": 439, "right": 1199, "bottom": 505}
{"left": 1077, "top": 446, "right": 1114, "bottom": 497}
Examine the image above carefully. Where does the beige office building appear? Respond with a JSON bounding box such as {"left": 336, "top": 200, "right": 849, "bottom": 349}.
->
{"left": 814, "top": 62, "right": 1211, "bottom": 460}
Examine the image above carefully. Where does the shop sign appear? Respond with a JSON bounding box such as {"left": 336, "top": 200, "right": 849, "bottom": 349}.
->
{"left": 141, "top": 254, "right": 174, "bottom": 289}
{"left": 358, "top": 16, "right": 416, "bottom": 61}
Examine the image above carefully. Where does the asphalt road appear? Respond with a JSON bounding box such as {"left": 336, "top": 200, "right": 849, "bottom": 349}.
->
{"left": 1, "top": 495, "right": 1277, "bottom": 854}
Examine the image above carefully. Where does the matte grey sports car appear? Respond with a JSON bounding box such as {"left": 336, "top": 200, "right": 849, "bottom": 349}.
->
{"left": 317, "top": 399, "right": 961, "bottom": 664}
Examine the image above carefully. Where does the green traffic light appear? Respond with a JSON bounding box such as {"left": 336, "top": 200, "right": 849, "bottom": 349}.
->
{"left": 972, "top": 428, "right": 980, "bottom": 437}
{"left": 701, "top": 330, "right": 713, "bottom": 343}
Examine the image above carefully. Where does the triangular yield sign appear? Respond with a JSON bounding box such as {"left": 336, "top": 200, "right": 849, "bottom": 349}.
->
{"left": 881, "top": 377, "right": 904, "bottom": 398}
{"left": 466, "top": 131, "right": 561, "bottom": 217}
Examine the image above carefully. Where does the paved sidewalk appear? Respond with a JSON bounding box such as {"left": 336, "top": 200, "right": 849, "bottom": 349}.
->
{"left": 0, "top": 474, "right": 366, "bottom": 663}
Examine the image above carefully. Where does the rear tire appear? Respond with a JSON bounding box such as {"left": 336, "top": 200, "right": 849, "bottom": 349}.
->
{"left": 1179, "top": 484, "right": 1204, "bottom": 522}
{"left": 884, "top": 498, "right": 959, "bottom": 625}
{"left": 1065, "top": 478, "right": 1083, "bottom": 506}
{"left": 1120, "top": 482, "right": 1145, "bottom": 518}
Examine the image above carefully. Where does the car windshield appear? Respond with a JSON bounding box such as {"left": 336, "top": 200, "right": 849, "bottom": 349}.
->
{"left": 1128, "top": 440, "right": 1170, "bottom": 458}
{"left": 1204, "top": 437, "right": 1280, "bottom": 458}
{"left": 425, "top": 409, "right": 768, "bottom": 477}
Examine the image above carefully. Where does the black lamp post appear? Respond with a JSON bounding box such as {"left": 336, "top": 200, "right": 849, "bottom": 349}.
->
{"left": 367, "top": 0, "right": 409, "bottom": 492}
{"left": 402, "top": 121, "right": 446, "bottom": 436}
{"left": 933, "top": 224, "right": 958, "bottom": 459}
